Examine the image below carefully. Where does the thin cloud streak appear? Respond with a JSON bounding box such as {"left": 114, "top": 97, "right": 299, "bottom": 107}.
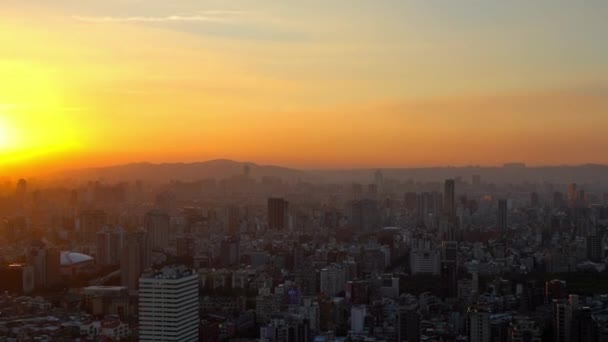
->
{"left": 72, "top": 11, "right": 251, "bottom": 23}
{"left": 74, "top": 15, "right": 229, "bottom": 23}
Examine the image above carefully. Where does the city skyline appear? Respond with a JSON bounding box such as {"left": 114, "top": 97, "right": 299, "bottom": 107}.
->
{"left": 1, "top": 0, "right": 608, "bottom": 176}
{"left": 3, "top": 2, "right": 608, "bottom": 340}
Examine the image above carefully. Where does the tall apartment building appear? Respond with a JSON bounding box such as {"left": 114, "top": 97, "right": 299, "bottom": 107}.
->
{"left": 138, "top": 266, "right": 199, "bottom": 341}
{"left": 144, "top": 210, "right": 170, "bottom": 250}
{"left": 121, "top": 230, "right": 150, "bottom": 294}
{"left": 468, "top": 307, "right": 490, "bottom": 342}
{"left": 268, "top": 198, "right": 289, "bottom": 230}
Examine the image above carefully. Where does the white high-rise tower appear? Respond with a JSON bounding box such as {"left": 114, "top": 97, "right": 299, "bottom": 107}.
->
{"left": 138, "top": 266, "right": 199, "bottom": 341}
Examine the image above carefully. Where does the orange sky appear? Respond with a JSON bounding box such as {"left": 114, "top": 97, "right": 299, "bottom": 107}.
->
{"left": 1, "top": 1, "right": 607, "bottom": 176}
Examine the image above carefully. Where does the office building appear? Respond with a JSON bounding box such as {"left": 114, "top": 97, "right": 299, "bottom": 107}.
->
{"left": 220, "top": 235, "right": 240, "bottom": 267}
{"left": 497, "top": 199, "right": 508, "bottom": 232}
{"left": 121, "top": 231, "right": 150, "bottom": 294}
{"left": 444, "top": 179, "right": 456, "bottom": 221}
{"left": 571, "top": 306, "right": 595, "bottom": 342}
{"left": 587, "top": 235, "right": 602, "bottom": 262}
{"left": 398, "top": 307, "right": 420, "bottom": 342}
{"left": 567, "top": 183, "right": 578, "bottom": 207}
{"left": 351, "top": 305, "right": 367, "bottom": 334}
{"left": 441, "top": 241, "right": 458, "bottom": 299}
{"left": 320, "top": 264, "right": 346, "bottom": 297}
{"left": 468, "top": 307, "right": 490, "bottom": 342}
{"left": 0, "top": 263, "right": 35, "bottom": 294}
{"left": 227, "top": 205, "right": 240, "bottom": 235}
{"left": 27, "top": 240, "right": 60, "bottom": 289}
{"left": 268, "top": 197, "right": 289, "bottom": 230}
{"left": 531, "top": 192, "right": 540, "bottom": 208}
{"left": 410, "top": 247, "right": 441, "bottom": 275}
{"left": 508, "top": 316, "right": 541, "bottom": 342}
{"left": 79, "top": 210, "right": 107, "bottom": 243}
{"left": 553, "top": 300, "right": 571, "bottom": 342}
{"left": 350, "top": 199, "right": 380, "bottom": 233}
{"left": 472, "top": 175, "right": 481, "bottom": 187}
{"left": 97, "top": 227, "right": 125, "bottom": 266}
{"left": 145, "top": 210, "right": 170, "bottom": 250}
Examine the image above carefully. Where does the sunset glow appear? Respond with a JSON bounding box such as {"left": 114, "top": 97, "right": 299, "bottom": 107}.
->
{"left": 1, "top": 1, "right": 607, "bottom": 175}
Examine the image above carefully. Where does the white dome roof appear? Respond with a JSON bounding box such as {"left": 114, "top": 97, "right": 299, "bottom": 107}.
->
{"left": 61, "top": 251, "right": 94, "bottom": 266}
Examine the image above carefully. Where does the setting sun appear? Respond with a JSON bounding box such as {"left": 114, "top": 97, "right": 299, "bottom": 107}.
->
{"left": 0, "top": 113, "right": 19, "bottom": 151}
{"left": 0, "top": 58, "right": 81, "bottom": 169}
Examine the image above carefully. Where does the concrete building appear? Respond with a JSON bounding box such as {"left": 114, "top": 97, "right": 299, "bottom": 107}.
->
{"left": 96, "top": 227, "right": 125, "bottom": 266}
{"left": 553, "top": 300, "right": 571, "bottom": 342}
{"left": 145, "top": 210, "right": 170, "bottom": 250}
{"left": 508, "top": 316, "right": 541, "bottom": 342}
{"left": 410, "top": 243, "right": 441, "bottom": 275}
{"left": 138, "top": 266, "right": 199, "bottom": 341}
{"left": 497, "top": 199, "right": 508, "bottom": 232}
{"left": 121, "top": 231, "right": 150, "bottom": 294}
{"left": 320, "top": 264, "right": 346, "bottom": 297}
{"left": 468, "top": 307, "right": 490, "bottom": 342}
{"left": 398, "top": 307, "right": 420, "bottom": 342}
{"left": 351, "top": 305, "right": 366, "bottom": 334}
{"left": 268, "top": 197, "right": 289, "bottom": 230}
{"left": 27, "top": 240, "right": 61, "bottom": 289}
{"left": 444, "top": 179, "right": 456, "bottom": 221}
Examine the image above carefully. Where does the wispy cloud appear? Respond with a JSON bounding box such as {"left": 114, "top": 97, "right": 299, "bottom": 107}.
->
{"left": 72, "top": 10, "right": 250, "bottom": 23}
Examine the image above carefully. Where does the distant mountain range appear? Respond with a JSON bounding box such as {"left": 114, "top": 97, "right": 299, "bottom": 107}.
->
{"left": 52, "top": 159, "right": 608, "bottom": 185}
{"left": 54, "top": 159, "right": 304, "bottom": 183}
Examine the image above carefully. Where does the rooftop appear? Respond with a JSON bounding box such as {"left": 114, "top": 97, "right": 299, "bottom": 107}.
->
{"left": 141, "top": 265, "right": 197, "bottom": 280}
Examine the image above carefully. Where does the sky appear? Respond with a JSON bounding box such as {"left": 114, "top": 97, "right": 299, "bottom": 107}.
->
{"left": 0, "top": 0, "right": 607, "bottom": 176}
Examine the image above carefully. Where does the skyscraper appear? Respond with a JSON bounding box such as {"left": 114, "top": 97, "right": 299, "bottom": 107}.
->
{"left": 351, "top": 305, "right": 366, "bottom": 334}
{"left": 567, "top": 182, "right": 578, "bottom": 207}
{"left": 441, "top": 241, "right": 458, "bottom": 299}
{"left": 44, "top": 247, "right": 61, "bottom": 287}
{"left": 145, "top": 210, "right": 170, "bottom": 250}
{"left": 374, "top": 169, "right": 384, "bottom": 191}
{"left": 350, "top": 199, "right": 380, "bottom": 233}
{"left": 27, "top": 240, "right": 60, "bottom": 289}
{"left": 227, "top": 205, "right": 240, "bottom": 235}
{"left": 472, "top": 174, "right": 481, "bottom": 187}
{"left": 508, "top": 316, "right": 542, "bottom": 342}
{"left": 15, "top": 178, "right": 27, "bottom": 203}
{"left": 398, "top": 307, "right": 420, "bottom": 342}
{"left": 468, "top": 307, "right": 490, "bottom": 342}
{"left": 553, "top": 192, "right": 565, "bottom": 208}
{"left": 139, "top": 266, "right": 199, "bottom": 341}
{"left": 531, "top": 192, "right": 540, "bottom": 208}
{"left": 268, "top": 197, "right": 289, "bottom": 230}
{"left": 121, "top": 230, "right": 150, "bottom": 294}
{"left": 220, "top": 236, "right": 240, "bottom": 267}
{"left": 575, "top": 189, "right": 586, "bottom": 208}
{"left": 587, "top": 235, "right": 602, "bottom": 262}
{"left": 553, "top": 300, "right": 571, "bottom": 342}
{"left": 79, "top": 210, "right": 107, "bottom": 243}
{"left": 97, "top": 227, "right": 125, "bottom": 266}
{"left": 497, "top": 199, "right": 508, "bottom": 232}
{"left": 571, "top": 306, "right": 595, "bottom": 342}
{"left": 444, "top": 179, "right": 456, "bottom": 221}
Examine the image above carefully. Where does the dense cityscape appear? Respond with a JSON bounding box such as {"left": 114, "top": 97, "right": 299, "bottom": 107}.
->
{"left": 2, "top": 1, "right": 608, "bottom": 341}
{"left": 1, "top": 162, "right": 608, "bottom": 341}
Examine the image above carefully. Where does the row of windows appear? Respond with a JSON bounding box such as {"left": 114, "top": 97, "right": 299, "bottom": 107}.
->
{"left": 139, "top": 303, "right": 199, "bottom": 312}
{"left": 139, "top": 309, "right": 199, "bottom": 320}
{"left": 138, "top": 290, "right": 198, "bottom": 297}
{"left": 139, "top": 325, "right": 198, "bottom": 332}
{"left": 138, "top": 287, "right": 199, "bottom": 296}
